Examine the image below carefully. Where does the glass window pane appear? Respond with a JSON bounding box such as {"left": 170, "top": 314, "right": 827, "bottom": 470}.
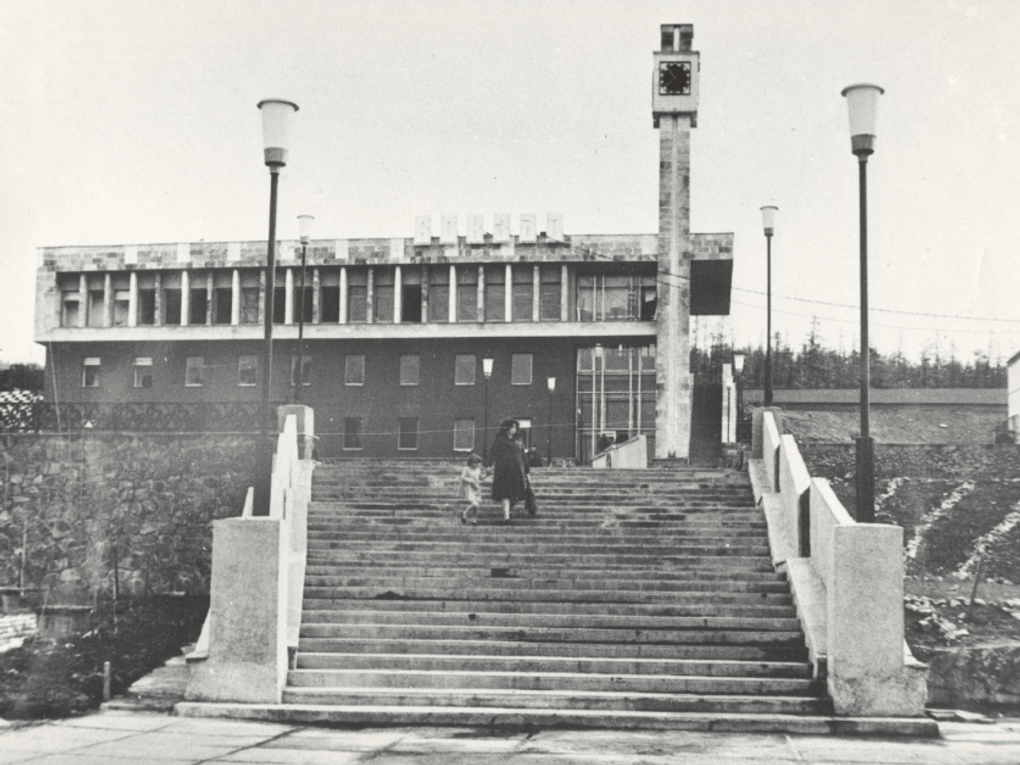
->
{"left": 453, "top": 418, "right": 475, "bottom": 451}
{"left": 88, "top": 291, "right": 104, "bottom": 327}
{"left": 398, "top": 418, "right": 418, "bottom": 450}
{"left": 238, "top": 356, "right": 258, "bottom": 386}
{"left": 428, "top": 285, "right": 449, "bottom": 323}
{"left": 185, "top": 357, "right": 204, "bottom": 387}
{"left": 345, "top": 355, "right": 365, "bottom": 385}
{"left": 374, "top": 285, "right": 394, "bottom": 323}
{"left": 343, "top": 418, "right": 362, "bottom": 450}
{"left": 163, "top": 289, "right": 182, "bottom": 325}
{"left": 400, "top": 355, "right": 420, "bottom": 386}
{"left": 348, "top": 286, "right": 367, "bottom": 322}
{"left": 82, "top": 358, "right": 100, "bottom": 388}
{"left": 133, "top": 358, "right": 153, "bottom": 388}
{"left": 291, "top": 355, "right": 311, "bottom": 386}
{"left": 62, "top": 295, "right": 80, "bottom": 327}
{"left": 454, "top": 355, "right": 476, "bottom": 386}
{"left": 240, "top": 288, "right": 260, "bottom": 324}
{"left": 457, "top": 285, "right": 477, "bottom": 322}
{"left": 512, "top": 283, "right": 533, "bottom": 322}
{"left": 511, "top": 354, "right": 532, "bottom": 385}
{"left": 484, "top": 283, "right": 504, "bottom": 322}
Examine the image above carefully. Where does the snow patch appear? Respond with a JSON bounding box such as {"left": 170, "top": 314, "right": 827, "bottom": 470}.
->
{"left": 905, "top": 481, "right": 976, "bottom": 561}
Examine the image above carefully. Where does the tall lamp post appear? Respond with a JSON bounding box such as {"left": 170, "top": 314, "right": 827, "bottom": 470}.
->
{"left": 255, "top": 98, "right": 298, "bottom": 515}
{"left": 482, "top": 357, "right": 493, "bottom": 456}
{"left": 294, "top": 214, "right": 314, "bottom": 404}
{"left": 760, "top": 206, "right": 778, "bottom": 407}
{"left": 842, "top": 82, "right": 883, "bottom": 523}
{"left": 546, "top": 376, "right": 556, "bottom": 466}
{"left": 733, "top": 352, "right": 745, "bottom": 441}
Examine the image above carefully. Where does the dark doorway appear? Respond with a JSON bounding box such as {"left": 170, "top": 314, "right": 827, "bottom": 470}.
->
{"left": 689, "top": 383, "right": 722, "bottom": 467}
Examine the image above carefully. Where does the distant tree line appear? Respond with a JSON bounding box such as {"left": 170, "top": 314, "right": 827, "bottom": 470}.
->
{"left": 692, "top": 325, "right": 1007, "bottom": 389}
{"left": 0, "top": 364, "right": 44, "bottom": 392}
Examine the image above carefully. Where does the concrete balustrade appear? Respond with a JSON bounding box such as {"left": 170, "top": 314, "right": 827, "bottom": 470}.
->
{"left": 749, "top": 410, "right": 927, "bottom": 717}
{"left": 186, "top": 408, "right": 314, "bottom": 704}
{"left": 591, "top": 434, "right": 648, "bottom": 469}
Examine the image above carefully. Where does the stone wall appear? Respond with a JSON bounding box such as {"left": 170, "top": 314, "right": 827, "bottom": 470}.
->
{"left": 0, "top": 432, "right": 257, "bottom": 602}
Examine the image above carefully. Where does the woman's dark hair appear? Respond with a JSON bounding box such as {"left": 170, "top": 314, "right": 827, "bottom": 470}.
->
{"left": 498, "top": 418, "right": 519, "bottom": 435}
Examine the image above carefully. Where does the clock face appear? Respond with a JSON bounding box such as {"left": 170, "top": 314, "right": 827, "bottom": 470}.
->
{"left": 659, "top": 61, "right": 691, "bottom": 96}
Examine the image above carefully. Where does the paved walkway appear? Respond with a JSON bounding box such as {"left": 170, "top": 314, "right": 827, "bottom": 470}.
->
{"left": 2, "top": 711, "right": 1020, "bottom": 763}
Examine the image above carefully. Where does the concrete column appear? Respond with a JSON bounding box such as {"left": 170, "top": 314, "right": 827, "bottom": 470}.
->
{"left": 560, "top": 264, "right": 569, "bottom": 321}
{"left": 477, "top": 264, "right": 484, "bottom": 321}
{"left": 504, "top": 263, "right": 512, "bottom": 322}
{"left": 103, "top": 273, "right": 112, "bottom": 328}
{"left": 231, "top": 269, "right": 240, "bottom": 326}
{"left": 128, "top": 272, "right": 138, "bottom": 327}
{"left": 181, "top": 270, "right": 190, "bottom": 327}
{"left": 448, "top": 264, "right": 457, "bottom": 323}
{"left": 205, "top": 272, "right": 213, "bottom": 325}
{"left": 284, "top": 269, "right": 294, "bottom": 325}
{"left": 258, "top": 270, "right": 266, "bottom": 325}
{"left": 366, "top": 268, "right": 374, "bottom": 324}
{"left": 654, "top": 113, "right": 693, "bottom": 460}
{"left": 154, "top": 272, "right": 162, "bottom": 327}
{"left": 394, "top": 265, "right": 402, "bottom": 323}
{"left": 339, "top": 267, "right": 348, "bottom": 324}
{"left": 532, "top": 265, "right": 540, "bottom": 322}
{"left": 78, "top": 274, "right": 87, "bottom": 328}
{"left": 312, "top": 268, "right": 320, "bottom": 324}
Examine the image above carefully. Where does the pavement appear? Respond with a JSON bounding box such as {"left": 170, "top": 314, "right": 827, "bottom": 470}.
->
{"left": 3, "top": 711, "right": 1020, "bottom": 764}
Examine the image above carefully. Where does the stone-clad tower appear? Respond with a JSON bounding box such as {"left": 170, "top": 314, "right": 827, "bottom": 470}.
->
{"left": 653, "top": 24, "right": 700, "bottom": 460}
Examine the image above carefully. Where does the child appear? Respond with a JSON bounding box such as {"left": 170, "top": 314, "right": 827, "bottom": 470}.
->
{"left": 458, "top": 453, "right": 484, "bottom": 524}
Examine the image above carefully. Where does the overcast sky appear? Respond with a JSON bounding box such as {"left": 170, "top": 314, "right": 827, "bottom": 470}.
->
{"left": 2, "top": 0, "right": 1019, "bottom": 366}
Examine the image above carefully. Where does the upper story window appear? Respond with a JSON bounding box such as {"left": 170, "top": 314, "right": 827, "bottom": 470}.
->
{"left": 214, "top": 288, "right": 232, "bottom": 325}
{"left": 82, "top": 357, "right": 100, "bottom": 388}
{"left": 400, "top": 355, "right": 420, "bottom": 386}
{"left": 512, "top": 265, "right": 533, "bottom": 322}
{"left": 454, "top": 354, "right": 476, "bottom": 385}
{"left": 291, "top": 355, "right": 311, "bottom": 386}
{"left": 185, "top": 356, "right": 205, "bottom": 387}
{"left": 484, "top": 265, "right": 505, "bottom": 322}
{"left": 133, "top": 357, "right": 153, "bottom": 388}
{"left": 345, "top": 355, "right": 365, "bottom": 386}
{"left": 138, "top": 289, "right": 157, "bottom": 325}
{"left": 511, "top": 354, "right": 533, "bottom": 385}
{"left": 189, "top": 286, "right": 208, "bottom": 325}
{"left": 539, "top": 265, "right": 561, "bottom": 321}
{"left": 374, "top": 268, "right": 394, "bottom": 324}
{"left": 113, "top": 290, "right": 130, "bottom": 326}
{"left": 456, "top": 267, "right": 478, "bottom": 322}
{"left": 87, "top": 290, "right": 104, "bottom": 327}
{"left": 576, "top": 273, "right": 655, "bottom": 322}
{"left": 238, "top": 355, "right": 258, "bottom": 387}
{"left": 164, "top": 288, "right": 182, "bottom": 326}
{"left": 348, "top": 269, "right": 368, "bottom": 323}
{"left": 240, "top": 287, "right": 260, "bottom": 324}
{"left": 62, "top": 292, "right": 80, "bottom": 327}
{"left": 428, "top": 266, "right": 450, "bottom": 323}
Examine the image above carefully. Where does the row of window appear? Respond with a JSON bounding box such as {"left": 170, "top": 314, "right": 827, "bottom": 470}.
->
{"left": 341, "top": 417, "right": 480, "bottom": 452}
{"left": 80, "top": 354, "right": 536, "bottom": 389}
{"left": 59, "top": 267, "right": 656, "bottom": 328}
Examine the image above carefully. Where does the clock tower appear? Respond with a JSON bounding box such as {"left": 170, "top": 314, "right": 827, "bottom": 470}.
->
{"left": 653, "top": 23, "right": 699, "bottom": 460}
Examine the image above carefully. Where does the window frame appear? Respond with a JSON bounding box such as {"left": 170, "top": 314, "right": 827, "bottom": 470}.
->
{"left": 399, "top": 355, "right": 420, "bottom": 386}
{"left": 343, "top": 417, "right": 363, "bottom": 450}
{"left": 511, "top": 354, "right": 533, "bottom": 386}
{"left": 345, "top": 355, "right": 366, "bottom": 386}
{"left": 453, "top": 418, "right": 476, "bottom": 452}
{"left": 82, "top": 357, "right": 100, "bottom": 388}
{"left": 290, "top": 354, "right": 311, "bottom": 387}
{"left": 184, "top": 356, "right": 205, "bottom": 387}
{"left": 132, "top": 357, "right": 153, "bottom": 388}
{"left": 454, "top": 354, "right": 476, "bottom": 386}
{"left": 397, "top": 417, "right": 419, "bottom": 451}
{"left": 237, "top": 355, "right": 259, "bottom": 387}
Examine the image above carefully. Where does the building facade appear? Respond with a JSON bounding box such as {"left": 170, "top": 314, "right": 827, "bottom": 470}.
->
{"left": 33, "top": 24, "right": 733, "bottom": 462}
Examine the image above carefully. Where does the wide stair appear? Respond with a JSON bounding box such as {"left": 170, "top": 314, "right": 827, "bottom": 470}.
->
{"left": 282, "top": 461, "right": 844, "bottom": 731}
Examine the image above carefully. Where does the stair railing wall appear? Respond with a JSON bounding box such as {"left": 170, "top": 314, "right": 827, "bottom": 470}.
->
{"left": 750, "top": 410, "right": 928, "bottom": 718}
{"left": 184, "top": 408, "right": 314, "bottom": 705}
{"left": 591, "top": 434, "right": 648, "bottom": 469}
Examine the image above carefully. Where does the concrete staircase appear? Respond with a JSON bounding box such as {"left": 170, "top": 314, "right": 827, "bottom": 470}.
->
{"left": 280, "top": 461, "right": 844, "bottom": 731}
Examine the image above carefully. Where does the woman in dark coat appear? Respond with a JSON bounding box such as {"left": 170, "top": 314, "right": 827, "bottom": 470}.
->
{"left": 487, "top": 418, "right": 529, "bottom": 523}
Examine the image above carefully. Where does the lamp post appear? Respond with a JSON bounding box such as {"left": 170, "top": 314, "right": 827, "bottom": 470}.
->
{"left": 294, "top": 214, "right": 314, "bottom": 404}
{"left": 547, "top": 376, "right": 556, "bottom": 466}
{"left": 733, "top": 352, "right": 745, "bottom": 442}
{"left": 760, "top": 206, "right": 778, "bottom": 407}
{"left": 482, "top": 356, "right": 493, "bottom": 456}
{"left": 842, "top": 82, "right": 883, "bottom": 523}
{"left": 255, "top": 98, "right": 298, "bottom": 515}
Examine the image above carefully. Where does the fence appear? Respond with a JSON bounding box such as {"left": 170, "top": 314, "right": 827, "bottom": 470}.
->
{"left": 0, "top": 401, "right": 285, "bottom": 434}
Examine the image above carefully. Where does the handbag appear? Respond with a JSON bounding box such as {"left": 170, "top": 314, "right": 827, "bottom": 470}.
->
{"left": 525, "top": 478, "right": 538, "bottom": 516}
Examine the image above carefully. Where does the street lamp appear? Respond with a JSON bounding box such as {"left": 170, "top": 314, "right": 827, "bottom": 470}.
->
{"left": 255, "top": 98, "right": 298, "bottom": 515}
{"left": 733, "top": 353, "right": 745, "bottom": 442}
{"left": 760, "top": 205, "right": 778, "bottom": 407}
{"left": 482, "top": 356, "right": 493, "bottom": 456}
{"left": 842, "top": 82, "right": 883, "bottom": 523}
{"left": 546, "top": 376, "right": 556, "bottom": 466}
{"left": 294, "top": 214, "right": 314, "bottom": 404}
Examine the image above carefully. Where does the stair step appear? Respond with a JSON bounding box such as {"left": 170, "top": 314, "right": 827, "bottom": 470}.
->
{"left": 303, "top": 565, "right": 785, "bottom": 583}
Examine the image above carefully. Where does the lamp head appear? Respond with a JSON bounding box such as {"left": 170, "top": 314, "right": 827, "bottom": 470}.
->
{"left": 733, "top": 353, "right": 745, "bottom": 375}
{"left": 298, "top": 214, "right": 314, "bottom": 245}
{"left": 547, "top": 376, "right": 556, "bottom": 392}
{"left": 482, "top": 357, "right": 494, "bottom": 378}
{"left": 841, "top": 83, "right": 884, "bottom": 156}
{"left": 257, "top": 98, "right": 299, "bottom": 167}
{"left": 760, "top": 205, "right": 778, "bottom": 237}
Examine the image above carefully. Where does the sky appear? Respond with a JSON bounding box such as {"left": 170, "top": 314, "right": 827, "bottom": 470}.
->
{"left": 2, "top": 0, "right": 1020, "bottom": 367}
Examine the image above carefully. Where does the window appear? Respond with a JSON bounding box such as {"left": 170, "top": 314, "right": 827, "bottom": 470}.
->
{"left": 113, "top": 290, "right": 130, "bottom": 326}
{"left": 512, "top": 266, "right": 533, "bottom": 322}
{"left": 189, "top": 289, "right": 208, "bottom": 325}
{"left": 456, "top": 267, "right": 478, "bottom": 322}
{"left": 348, "top": 269, "right": 368, "bottom": 323}
{"left": 484, "top": 266, "right": 505, "bottom": 322}
{"left": 400, "top": 355, "right": 420, "bottom": 386}
{"left": 604, "top": 275, "right": 631, "bottom": 320}
{"left": 164, "top": 289, "right": 182, "bottom": 325}
{"left": 321, "top": 286, "right": 340, "bottom": 322}
{"left": 398, "top": 418, "right": 418, "bottom": 450}
{"left": 453, "top": 418, "right": 475, "bottom": 452}
{"left": 511, "top": 354, "right": 533, "bottom": 385}
{"left": 62, "top": 293, "right": 80, "bottom": 327}
{"left": 185, "top": 357, "right": 205, "bottom": 387}
{"left": 345, "top": 355, "right": 365, "bottom": 386}
{"left": 82, "top": 357, "right": 100, "bottom": 388}
{"left": 428, "top": 267, "right": 449, "bottom": 323}
{"left": 295, "top": 286, "right": 313, "bottom": 324}
{"left": 454, "top": 354, "right": 476, "bottom": 386}
{"left": 238, "top": 356, "right": 258, "bottom": 387}
{"left": 539, "top": 265, "right": 561, "bottom": 321}
{"left": 137, "top": 289, "right": 156, "bottom": 325}
{"left": 273, "top": 286, "right": 286, "bottom": 324}
{"left": 133, "top": 357, "right": 153, "bottom": 388}
{"left": 88, "top": 290, "right": 104, "bottom": 327}
{"left": 214, "top": 288, "right": 232, "bottom": 325}
{"left": 401, "top": 284, "right": 422, "bottom": 323}
{"left": 641, "top": 286, "right": 657, "bottom": 321}
{"left": 291, "top": 355, "right": 311, "bottom": 386}
{"left": 374, "top": 269, "right": 394, "bottom": 324}
{"left": 343, "top": 418, "right": 363, "bottom": 450}
{"left": 240, "top": 288, "right": 260, "bottom": 324}
{"left": 577, "top": 275, "right": 595, "bottom": 321}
